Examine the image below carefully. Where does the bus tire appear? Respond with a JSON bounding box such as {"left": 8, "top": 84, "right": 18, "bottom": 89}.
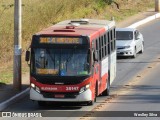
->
{"left": 38, "top": 101, "right": 46, "bottom": 106}
{"left": 102, "top": 78, "right": 110, "bottom": 96}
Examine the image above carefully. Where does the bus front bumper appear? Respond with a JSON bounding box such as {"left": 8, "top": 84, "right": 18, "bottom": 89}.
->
{"left": 30, "top": 88, "right": 92, "bottom": 102}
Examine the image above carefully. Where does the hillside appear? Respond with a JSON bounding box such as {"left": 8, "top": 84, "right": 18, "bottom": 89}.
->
{"left": 0, "top": 0, "right": 154, "bottom": 83}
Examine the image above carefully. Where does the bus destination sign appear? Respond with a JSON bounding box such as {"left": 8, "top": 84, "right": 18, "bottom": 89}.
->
{"left": 40, "top": 37, "right": 82, "bottom": 44}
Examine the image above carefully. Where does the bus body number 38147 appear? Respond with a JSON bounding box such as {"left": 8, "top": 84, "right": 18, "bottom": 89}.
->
{"left": 66, "top": 87, "right": 79, "bottom": 91}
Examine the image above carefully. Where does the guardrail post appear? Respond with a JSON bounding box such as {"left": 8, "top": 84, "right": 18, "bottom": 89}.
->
{"left": 155, "top": 0, "right": 160, "bottom": 12}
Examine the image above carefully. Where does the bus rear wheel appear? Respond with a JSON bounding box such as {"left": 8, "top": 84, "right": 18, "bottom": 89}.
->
{"left": 102, "top": 79, "right": 110, "bottom": 96}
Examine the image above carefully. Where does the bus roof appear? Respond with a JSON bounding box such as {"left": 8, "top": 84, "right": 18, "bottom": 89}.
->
{"left": 36, "top": 19, "right": 115, "bottom": 37}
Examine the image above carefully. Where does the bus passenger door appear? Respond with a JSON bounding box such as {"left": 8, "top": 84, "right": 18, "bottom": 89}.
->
{"left": 93, "top": 62, "right": 100, "bottom": 95}
{"left": 92, "top": 50, "right": 100, "bottom": 96}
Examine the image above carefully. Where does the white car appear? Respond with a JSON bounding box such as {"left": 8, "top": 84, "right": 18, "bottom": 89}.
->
{"left": 116, "top": 28, "right": 144, "bottom": 58}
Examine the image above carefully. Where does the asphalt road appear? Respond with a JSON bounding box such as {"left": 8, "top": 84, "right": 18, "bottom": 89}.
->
{"left": 1, "top": 18, "right": 160, "bottom": 120}
{"left": 85, "top": 18, "right": 160, "bottom": 120}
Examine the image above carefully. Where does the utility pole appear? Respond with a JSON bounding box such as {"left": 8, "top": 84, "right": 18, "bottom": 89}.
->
{"left": 155, "top": 0, "right": 160, "bottom": 12}
{"left": 13, "top": 0, "right": 22, "bottom": 91}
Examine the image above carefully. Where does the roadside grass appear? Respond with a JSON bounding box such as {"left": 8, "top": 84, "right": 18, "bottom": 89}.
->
{"left": 0, "top": 58, "right": 29, "bottom": 84}
{"left": 0, "top": 71, "right": 12, "bottom": 84}
{"left": 0, "top": 0, "right": 154, "bottom": 84}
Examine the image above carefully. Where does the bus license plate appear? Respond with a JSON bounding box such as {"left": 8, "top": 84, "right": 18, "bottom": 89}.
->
{"left": 54, "top": 94, "right": 65, "bottom": 98}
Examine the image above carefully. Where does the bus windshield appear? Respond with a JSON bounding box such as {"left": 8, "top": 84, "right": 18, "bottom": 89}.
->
{"left": 32, "top": 48, "right": 90, "bottom": 76}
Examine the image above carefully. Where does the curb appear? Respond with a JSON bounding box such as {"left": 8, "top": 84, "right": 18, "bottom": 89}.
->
{"left": 0, "top": 88, "right": 29, "bottom": 111}
{"left": 0, "top": 12, "right": 160, "bottom": 112}
{"left": 127, "top": 13, "right": 160, "bottom": 28}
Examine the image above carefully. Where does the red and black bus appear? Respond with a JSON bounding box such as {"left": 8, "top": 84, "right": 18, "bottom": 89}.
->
{"left": 26, "top": 19, "right": 116, "bottom": 106}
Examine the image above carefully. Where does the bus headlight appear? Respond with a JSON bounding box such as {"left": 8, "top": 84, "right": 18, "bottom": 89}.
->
{"left": 79, "top": 84, "right": 90, "bottom": 94}
{"left": 30, "top": 83, "right": 40, "bottom": 93}
{"left": 31, "top": 83, "right": 35, "bottom": 88}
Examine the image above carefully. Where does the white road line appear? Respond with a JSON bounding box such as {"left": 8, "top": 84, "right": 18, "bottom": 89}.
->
{"left": 127, "top": 13, "right": 160, "bottom": 28}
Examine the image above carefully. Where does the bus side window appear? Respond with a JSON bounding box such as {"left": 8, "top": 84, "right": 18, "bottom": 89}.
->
{"left": 104, "top": 34, "right": 107, "bottom": 56}
{"left": 112, "top": 29, "right": 115, "bottom": 51}
{"left": 99, "top": 37, "right": 101, "bottom": 60}
{"left": 96, "top": 39, "right": 98, "bottom": 51}
{"left": 95, "top": 39, "right": 99, "bottom": 61}
{"left": 111, "top": 29, "right": 114, "bottom": 52}
{"left": 114, "top": 28, "right": 116, "bottom": 50}
{"left": 108, "top": 32, "right": 111, "bottom": 55}
{"left": 110, "top": 30, "right": 113, "bottom": 41}
{"left": 101, "top": 35, "right": 104, "bottom": 59}
{"left": 114, "top": 28, "right": 116, "bottom": 39}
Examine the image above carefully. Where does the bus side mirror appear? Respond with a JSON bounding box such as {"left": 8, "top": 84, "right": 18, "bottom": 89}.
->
{"left": 25, "top": 50, "right": 30, "bottom": 62}
{"left": 93, "top": 51, "right": 98, "bottom": 62}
